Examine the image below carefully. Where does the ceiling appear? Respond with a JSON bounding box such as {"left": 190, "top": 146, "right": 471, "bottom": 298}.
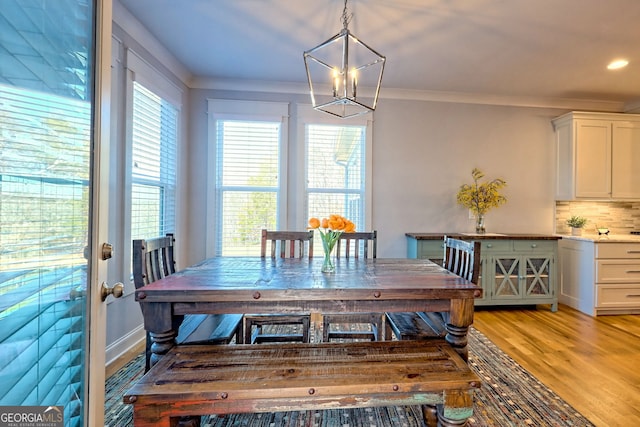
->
{"left": 117, "top": 0, "right": 640, "bottom": 109}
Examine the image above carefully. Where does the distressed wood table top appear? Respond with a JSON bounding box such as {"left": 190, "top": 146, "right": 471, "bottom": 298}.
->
{"left": 137, "top": 257, "right": 479, "bottom": 303}
{"left": 137, "top": 257, "right": 481, "bottom": 362}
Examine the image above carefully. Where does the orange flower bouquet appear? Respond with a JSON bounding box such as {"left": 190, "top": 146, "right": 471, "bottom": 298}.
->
{"left": 308, "top": 215, "right": 356, "bottom": 272}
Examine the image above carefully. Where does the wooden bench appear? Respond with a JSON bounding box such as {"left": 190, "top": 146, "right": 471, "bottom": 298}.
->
{"left": 124, "top": 340, "right": 481, "bottom": 427}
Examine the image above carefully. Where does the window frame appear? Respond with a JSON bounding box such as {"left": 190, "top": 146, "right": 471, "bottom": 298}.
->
{"left": 206, "top": 99, "right": 290, "bottom": 257}
{"left": 123, "top": 48, "right": 182, "bottom": 273}
{"left": 296, "top": 104, "right": 373, "bottom": 231}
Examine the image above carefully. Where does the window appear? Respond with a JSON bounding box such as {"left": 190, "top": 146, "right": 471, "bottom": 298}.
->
{"left": 130, "top": 81, "right": 177, "bottom": 240}
{"left": 215, "top": 120, "right": 280, "bottom": 255}
{"left": 207, "top": 100, "right": 288, "bottom": 257}
{"left": 298, "top": 105, "right": 372, "bottom": 237}
{"left": 306, "top": 124, "right": 366, "bottom": 227}
{"left": 126, "top": 50, "right": 180, "bottom": 241}
{"left": 206, "top": 101, "right": 371, "bottom": 257}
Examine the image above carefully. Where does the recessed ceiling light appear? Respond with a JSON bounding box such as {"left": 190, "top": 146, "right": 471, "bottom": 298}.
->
{"left": 607, "top": 59, "right": 629, "bottom": 70}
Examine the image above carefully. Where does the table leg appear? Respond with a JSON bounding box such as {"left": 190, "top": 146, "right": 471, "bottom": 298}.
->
{"left": 149, "top": 330, "right": 177, "bottom": 368}
{"left": 444, "top": 324, "right": 469, "bottom": 361}
{"left": 142, "top": 302, "right": 177, "bottom": 368}
{"left": 445, "top": 298, "right": 475, "bottom": 361}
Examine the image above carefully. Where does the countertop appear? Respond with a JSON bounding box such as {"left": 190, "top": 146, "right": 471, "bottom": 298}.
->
{"left": 557, "top": 233, "right": 640, "bottom": 243}
{"left": 405, "top": 232, "right": 561, "bottom": 240}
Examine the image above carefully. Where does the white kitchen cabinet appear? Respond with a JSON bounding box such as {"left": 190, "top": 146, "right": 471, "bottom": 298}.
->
{"left": 553, "top": 111, "right": 640, "bottom": 200}
{"left": 559, "top": 238, "right": 640, "bottom": 315}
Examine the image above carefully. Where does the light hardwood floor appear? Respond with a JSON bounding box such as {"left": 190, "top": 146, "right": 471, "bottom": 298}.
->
{"left": 473, "top": 304, "right": 640, "bottom": 427}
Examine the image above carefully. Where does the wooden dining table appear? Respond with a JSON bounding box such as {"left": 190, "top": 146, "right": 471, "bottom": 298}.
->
{"left": 135, "top": 257, "right": 482, "bottom": 367}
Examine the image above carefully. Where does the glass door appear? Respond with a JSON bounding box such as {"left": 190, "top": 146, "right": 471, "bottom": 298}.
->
{"left": 0, "top": 1, "right": 112, "bottom": 426}
{"left": 491, "top": 256, "right": 522, "bottom": 300}
{"left": 524, "top": 257, "right": 553, "bottom": 297}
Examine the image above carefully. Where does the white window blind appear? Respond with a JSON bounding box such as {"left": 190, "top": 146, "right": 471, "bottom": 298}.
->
{"left": 0, "top": 84, "right": 91, "bottom": 269}
{"left": 130, "top": 81, "right": 177, "bottom": 240}
{"left": 215, "top": 120, "right": 280, "bottom": 255}
{"left": 306, "top": 124, "right": 366, "bottom": 227}
{"left": 0, "top": 83, "right": 90, "bottom": 410}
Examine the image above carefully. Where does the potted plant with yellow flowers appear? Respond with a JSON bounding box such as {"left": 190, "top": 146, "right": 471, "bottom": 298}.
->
{"left": 456, "top": 168, "right": 507, "bottom": 233}
{"left": 308, "top": 215, "right": 355, "bottom": 272}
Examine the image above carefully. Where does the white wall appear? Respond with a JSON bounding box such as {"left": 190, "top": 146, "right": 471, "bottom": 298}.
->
{"left": 371, "top": 99, "right": 564, "bottom": 255}
{"left": 185, "top": 88, "right": 568, "bottom": 261}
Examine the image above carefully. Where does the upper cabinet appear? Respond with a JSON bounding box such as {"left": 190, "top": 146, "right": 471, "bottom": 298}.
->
{"left": 553, "top": 111, "right": 640, "bottom": 200}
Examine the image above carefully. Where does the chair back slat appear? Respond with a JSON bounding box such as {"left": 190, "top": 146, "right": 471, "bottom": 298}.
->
{"left": 323, "top": 230, "right": 380, "bottom": 342}
{"left": 261, "top": 230, "right": 314, "bottom": 259}
{"left": 443, "top": 237, "right": 481, "bottom": 284}
{"left": 133, "top": 233, "right": 177, "bottom": 289}
{"left": 335, "top": 231, "right": 377, "bottom": 259}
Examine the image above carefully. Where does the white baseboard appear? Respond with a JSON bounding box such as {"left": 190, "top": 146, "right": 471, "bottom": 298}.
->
{"left": 106, "top": 325, "right": 145, "bottom": 368}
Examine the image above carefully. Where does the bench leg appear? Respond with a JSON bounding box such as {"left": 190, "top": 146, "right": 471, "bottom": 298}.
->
{"left": 437, "top": 410, "right": 469, "bottom": 427}
{"left": 437, "top": 389, "right": 474, "bottom": 427}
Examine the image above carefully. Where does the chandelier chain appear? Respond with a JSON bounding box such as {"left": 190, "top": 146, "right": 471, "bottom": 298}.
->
{"left": 341, "top": 0, "right": 353, "bottom": 30}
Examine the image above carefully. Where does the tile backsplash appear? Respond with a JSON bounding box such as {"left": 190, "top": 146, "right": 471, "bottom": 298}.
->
{"left": 555, "top": 201, "right": 640, "bottom": 234}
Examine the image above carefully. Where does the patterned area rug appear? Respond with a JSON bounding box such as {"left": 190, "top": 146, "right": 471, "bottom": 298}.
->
{"left": 105, "top": 327, "right": 595, "bottom": 427}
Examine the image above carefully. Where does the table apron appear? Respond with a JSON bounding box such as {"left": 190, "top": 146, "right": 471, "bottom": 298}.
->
{"left": 171, "top": 299, "right": 457, "bottom": 315}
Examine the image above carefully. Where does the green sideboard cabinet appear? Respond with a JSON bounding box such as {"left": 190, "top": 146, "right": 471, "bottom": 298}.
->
{"left": 407, "top": 233, "right": 559, "bottom": 311}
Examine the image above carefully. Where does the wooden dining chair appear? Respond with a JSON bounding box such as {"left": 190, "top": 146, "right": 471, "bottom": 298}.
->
{"left": 260, "top": 229, "right": 315, "bottom": 259}
{"left": 133, "top": 234, "right": 243, "bottom": 371}
{"left": 443, "top": 237, "right": 481, "bottom": 284}
{"left": 385, "top": 236, "right": 481, "bottom": 341}
{"left": 322, "top": 231, "right": 384, "bottom": 342}
{"left": 335, "top": 230, "right": 377, "bottom": 259}
{"left": 243, "top": 230, "right": 314, "bottom": 344}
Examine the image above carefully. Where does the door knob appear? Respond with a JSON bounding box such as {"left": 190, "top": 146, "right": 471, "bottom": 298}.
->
{"left": 101, "top": 282, "right": 124, "bottom": 302}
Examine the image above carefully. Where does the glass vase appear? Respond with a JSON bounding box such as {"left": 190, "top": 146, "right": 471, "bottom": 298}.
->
{"left": 475, "top": 214, "right": 486, "bottom": 234}
{"left": 320, "top": 231, "right": 341, "bottom": 273}
{"left": 321, "top": 250, "right": 335, "bottom": 273}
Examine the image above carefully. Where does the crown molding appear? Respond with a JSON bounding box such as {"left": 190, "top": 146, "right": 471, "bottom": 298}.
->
{"left": 381, "top": 88, "right": 625, "bottom": 112}
{"left": 190, "top": 77, "right": 307, "bottom": 95}
{"left": 189, "top": 76, "right": 625, "bottom": 111}
{"left": 623, "top": 99, "right": 640, "bottom": 113}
